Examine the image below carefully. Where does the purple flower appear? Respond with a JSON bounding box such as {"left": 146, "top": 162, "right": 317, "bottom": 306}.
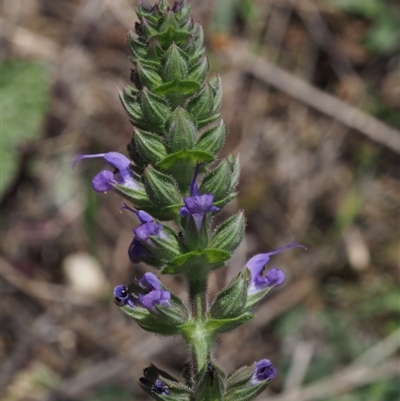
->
{"left": 251, "top": 359, "right": 276, "bottom": 384}
{"left": 138, "top": 272, "right": 171, "bottom": 312}
{"left": 73, "top": 152, "right": 138, "bottom": 192}
{"left": 151, "top": 379, "right": 169, "bottom": 395}
{"left": 180, "top": 164, "right": 220, "bottom": 230}
{"left": 113, "top": 285, "right": 135, "bottom": 308}
{"left": 120, "top": 203, "right": 164, "bottom": 264}
{"left": 128, "top": 238, "right": 155, "bottom": 263}
{"left": 247, "top": 241, "right": 306, "bottom": 295}
{"left": 134, "top": 221, "right": 162, "bottom": 242}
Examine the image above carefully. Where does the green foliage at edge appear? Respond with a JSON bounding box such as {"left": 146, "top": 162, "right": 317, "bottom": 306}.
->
{"left": 1, "top": 61, "right": 50, "bottom": 196}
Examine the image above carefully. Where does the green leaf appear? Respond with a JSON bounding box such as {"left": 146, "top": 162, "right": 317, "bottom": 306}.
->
{"left": 1, "top": 61, "right": 50, "bottom": 196}
{"left": 121, "top": 304, "right": 180, "bottom": 336}
{"left": 161, "top": 248, "right": 231, "bottom": 275}
{"left": 206, "top": 313, "right": 255, "bottom": 334}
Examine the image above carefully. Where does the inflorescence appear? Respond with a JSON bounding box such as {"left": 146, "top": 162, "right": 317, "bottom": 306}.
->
{"left": 74, "top": 1, "right": 305, "bottom": 400}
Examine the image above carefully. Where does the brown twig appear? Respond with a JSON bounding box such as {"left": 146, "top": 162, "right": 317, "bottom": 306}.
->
{"left": 226, "top": 41, "right": 400, "bottom": 154}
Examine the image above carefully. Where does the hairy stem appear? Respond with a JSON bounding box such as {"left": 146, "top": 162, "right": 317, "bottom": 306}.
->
{"left": 187, "top": 275, "right": 209, "bottom": 375}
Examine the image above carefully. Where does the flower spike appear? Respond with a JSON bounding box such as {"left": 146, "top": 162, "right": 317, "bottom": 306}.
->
{"left": 75, "top": 1, "right": 306, "bottom": 399}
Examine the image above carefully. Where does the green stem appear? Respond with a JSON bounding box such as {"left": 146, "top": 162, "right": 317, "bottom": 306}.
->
{"left": 187, "top": 275, "right": 209, "bottom": 375}
{"left": 188, "top": 277, "right": 207, "bottom": 319}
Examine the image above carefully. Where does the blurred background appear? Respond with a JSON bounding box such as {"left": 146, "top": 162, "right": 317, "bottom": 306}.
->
{"left": 1, "top": 0, "right": 399, "bottom": 400}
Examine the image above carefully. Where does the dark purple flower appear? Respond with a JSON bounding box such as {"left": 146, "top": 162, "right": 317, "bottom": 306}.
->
{"left": 247, "top": 241, "right": 306, "bottom": 295}
{"left": 251, "top": 359, "right": 276, "bottom": 384}
{"left": 134, "top": 221, "right": 162, "bottom": 242}
{"left": 180, "top": 164, "right": 220, "bottom": 230}
{"left": 151, "top": 379, "right": 169, "bottom": 395}
{"left": 128, "top": 239, "right": 155, "bottom": 263}
{"left": 120, "top": 203, "right": 164, "bottom": 264}
{"left": 73, "top": 152, "right": 138, "bottom": 192}
{"left": 138, "top": 272, "right": 171, "bottom": 312}
{"left": 113, "top": 285, "right": 135, "bottom": 308}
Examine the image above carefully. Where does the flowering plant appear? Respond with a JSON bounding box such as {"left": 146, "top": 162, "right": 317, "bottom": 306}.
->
{"left": 75, "top": 1, "right": 304, "bottom": 399}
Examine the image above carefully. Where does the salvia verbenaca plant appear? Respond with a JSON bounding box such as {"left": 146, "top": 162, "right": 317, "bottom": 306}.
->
{"left": 74, "top": 1, "right": 305, "bottom": 400}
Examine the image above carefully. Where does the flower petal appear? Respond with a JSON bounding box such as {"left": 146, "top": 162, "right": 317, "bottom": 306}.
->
{"left": 113, "top": 285, "right": 135, "bottom": 307}
{"left": 138, "top": 272, "right": 161, "bottom": 291}
{"left": 103, "top": 152, "right": 131, "bottom": 171}
{"left": 92, "top": 170, "right": 115, "bottom": 192}
{"left": 72, "top": 153, "right": 106, "bottom": 168}
{"left": 251, "top": 359, "right": 276, "bottom": 384}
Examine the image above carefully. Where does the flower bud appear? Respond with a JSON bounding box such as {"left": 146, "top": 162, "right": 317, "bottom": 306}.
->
{"left": 196, "top": 119, "right": 227, "bottom": 155}
{"left": 209, "top": 74, "right": 223, "bottom": 112}
{"left": 165, "top": 107, "right": 196, "bottom": 152}
{"left": 136, "top": 61, "right": 163, "bottom": 90}
{"left": 140, "top": 87, "right": 171, "bottom": 131}
{"left": 162, "top": 42, "right": 188, "bottom": 82}
{"left": 187, "top": 54, "right": 209, "bottom": 83}
{"left": 133, "top": 128, "right": 168, "bottom": 165}
{"left": 186, "top": 83, "right": 216, "bottom": 128}
{"left": 199, "top": 155, "right": 239, "bottom": 205}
